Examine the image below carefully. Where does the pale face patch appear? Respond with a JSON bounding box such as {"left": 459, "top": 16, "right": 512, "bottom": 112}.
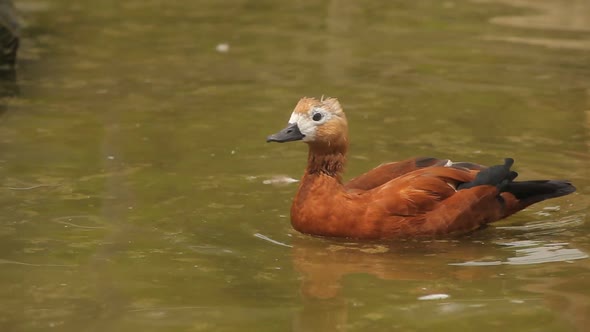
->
{"left": 288, "top": 107, "right": 333, "bottom": 142}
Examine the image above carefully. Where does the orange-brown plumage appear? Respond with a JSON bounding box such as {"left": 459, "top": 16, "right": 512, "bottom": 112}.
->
{"left": 267, "top": 97, "right": 576, "bottom": 239}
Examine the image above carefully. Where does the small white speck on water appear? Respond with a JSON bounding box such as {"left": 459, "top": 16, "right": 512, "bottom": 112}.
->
{"left": 418, "top": 294, "right": 450, "bottom": 301}
{"left": 216, "top": 43, "right": 230, "bottom": 53}
{"left": 107, "top": 155, "right": 115, "bottom": 160}
{"left": 535, "top": 211, "right": 552, "bottom": 217}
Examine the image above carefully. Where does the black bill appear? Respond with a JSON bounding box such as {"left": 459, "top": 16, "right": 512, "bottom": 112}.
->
{"left": 266, "top": 123, "right": 305, "bottom": 143}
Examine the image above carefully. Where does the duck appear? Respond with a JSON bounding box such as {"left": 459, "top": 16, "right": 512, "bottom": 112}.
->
{"left": 266, "top": 97, "right": 576, "bottom": 239}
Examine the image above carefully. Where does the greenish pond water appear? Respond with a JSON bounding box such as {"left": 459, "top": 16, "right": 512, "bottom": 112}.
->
{"left": 1, "top": 0, "right": 589, "bottom": 331}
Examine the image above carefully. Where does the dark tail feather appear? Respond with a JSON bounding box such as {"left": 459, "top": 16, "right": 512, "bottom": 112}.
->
{"left": 457, "top": 158, "right": 576, "bottom": 213}
{"left": 503, "top": 180, "right": 576, "bottom": 206}
{"left": 457, "top": 158, "right": 516, "bottom": 190}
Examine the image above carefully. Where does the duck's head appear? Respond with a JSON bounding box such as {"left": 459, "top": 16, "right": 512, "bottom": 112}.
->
{"left": 267, "top": 97, "right": 348, "bottom": 151}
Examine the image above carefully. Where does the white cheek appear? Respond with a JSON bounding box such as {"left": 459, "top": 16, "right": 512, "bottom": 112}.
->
{"left": 288, "top": 112, "right": 300, "bottom": 124}
{"left": 288, "top": 112, "right": 316, "bottom": 141}
{"left": 299, "top": 119, "right": 316, "bottom": 141}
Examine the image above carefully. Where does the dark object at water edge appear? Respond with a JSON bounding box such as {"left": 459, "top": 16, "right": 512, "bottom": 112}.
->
{"left": 0, "top": 0, "right": 19, "bottom": 67}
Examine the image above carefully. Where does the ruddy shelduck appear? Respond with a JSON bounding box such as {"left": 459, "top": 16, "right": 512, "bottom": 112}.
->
{"left": 267, "top": 97, "right": 576, "bottom": 239}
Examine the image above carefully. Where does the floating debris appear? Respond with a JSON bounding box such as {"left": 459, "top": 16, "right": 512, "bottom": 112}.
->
{"left": 6, "top": 184, "right": 60, "bottom": 190}
{"left": 418, "top": 294, "right": 450, "bottom": 301}
{"left": 262, "top": 176, "right": 298, "bottom": 185}
{"left": 254, "top": 233, "right": 292, "bottom": 248}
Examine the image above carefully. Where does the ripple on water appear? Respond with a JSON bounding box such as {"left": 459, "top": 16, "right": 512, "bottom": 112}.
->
{"left": 483, "top": 0, "right": 590, "bottom": 50}
{"left": 451, "top": 213, "right": 588, "bottom": 266}
{"left": 495, "top": 214, "right": 586, "bottom": 236}
{"left": 450, "top": 241, "right": 588, "bottom": 266}
{"left": 53, "top": 215, "right": 106, "bottom": 230}
{"left": 505, "top": 243, "right": 588, "bottom": 265}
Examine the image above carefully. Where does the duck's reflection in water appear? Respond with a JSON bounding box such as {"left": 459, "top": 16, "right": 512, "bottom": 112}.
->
{"left": 290, "top": 236, "right": 589, "bottom": 331}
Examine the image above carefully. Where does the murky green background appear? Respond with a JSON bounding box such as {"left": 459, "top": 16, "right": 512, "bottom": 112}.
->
{"left": 1, "top": 0, "right": 589, "bottom": 331}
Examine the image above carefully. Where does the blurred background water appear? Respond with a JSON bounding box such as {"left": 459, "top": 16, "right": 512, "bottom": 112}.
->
{"left": 0, "top": 0, "right": 589, "bottom": 331}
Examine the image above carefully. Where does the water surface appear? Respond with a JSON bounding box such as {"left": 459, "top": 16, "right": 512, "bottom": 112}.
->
{"left": 1, "top": 1, "right": 589, "bottom": 331}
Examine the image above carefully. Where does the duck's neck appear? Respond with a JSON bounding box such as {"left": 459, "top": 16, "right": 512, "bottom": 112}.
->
{"left": 304, "top": 144, "right": 347, "bottom": 183}
{"left": 292, "top": 143, "right": 349, "bottom": 237}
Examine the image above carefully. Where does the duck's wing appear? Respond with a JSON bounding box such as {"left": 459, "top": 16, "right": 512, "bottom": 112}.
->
{"left": 370, "top": 159, "right": 575, "bottom": 236}
{"left": 345, "top": 157, "right": 446, "bottom": 191}
{"left": 372, "top": 166, "right": 475, "bottom": 217}
{"left": 345, "top": 157, "right": 484, "bottom": 191}
{"left": 365, "top": 165, "right": 503, "bottom": 236}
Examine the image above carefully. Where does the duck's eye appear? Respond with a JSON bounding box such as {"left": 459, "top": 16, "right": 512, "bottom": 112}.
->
{"left": 312, "top": 113, "right": 323, "bottom": 122}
